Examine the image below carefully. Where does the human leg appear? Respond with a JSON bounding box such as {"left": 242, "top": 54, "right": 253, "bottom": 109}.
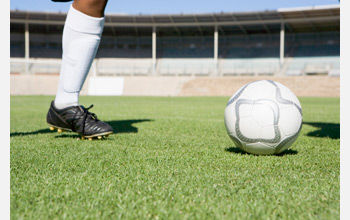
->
{"left": 54, "top": 1, "right": 107, "bottom": 109}
{"left": 48, "top": 0, "right": 112, "bottom": 139}
{"left": 73, "top": 0, "right": 108, "bottom": 17}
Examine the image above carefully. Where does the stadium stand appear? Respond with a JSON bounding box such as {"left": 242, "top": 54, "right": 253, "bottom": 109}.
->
{"left": 97, "top": 58, "right": 153, "bottom": 76}
{"left": 157, "top": 58, "right": 215, "bottom": 76}
{"left": 10, "top": 5, "right": 340, "bottom": 77}
{"left": 220, "top": 58, "right": 280, "bottom": 76}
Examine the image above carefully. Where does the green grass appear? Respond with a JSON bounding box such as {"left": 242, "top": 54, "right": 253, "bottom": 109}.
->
{"left": 10, "top": 96, "right": 340, "bottom": 220}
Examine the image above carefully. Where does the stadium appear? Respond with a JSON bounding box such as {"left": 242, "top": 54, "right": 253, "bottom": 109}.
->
{"left": 10, "top": 3, "right": 340, "bottom": 220}
{"left": 10, "top": 4, "right": 339, "bottom": 97}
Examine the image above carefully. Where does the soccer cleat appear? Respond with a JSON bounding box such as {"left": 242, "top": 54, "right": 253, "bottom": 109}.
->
{"left": 46, "top": 101, "right": 113, "bottom": 139}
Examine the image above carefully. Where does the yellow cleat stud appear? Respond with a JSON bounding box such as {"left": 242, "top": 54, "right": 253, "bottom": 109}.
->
{"left": 57, "top": 129, "right": 63, "bottom": 133}
{"left": 49, "top": 127, "right": 55, "bottom": 131}
{"left": 98, "top": 136, "right": 102, "bottom": 140}
{"left": 81, "top": 137, "right": 85, "bottom": 140}
{"left": 88, "top": 137, "right": 93, "bottom": 141}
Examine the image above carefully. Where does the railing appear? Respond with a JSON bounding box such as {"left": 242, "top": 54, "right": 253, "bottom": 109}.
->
{"left": 10, "top": 57, "right": 340, "bottom": 77}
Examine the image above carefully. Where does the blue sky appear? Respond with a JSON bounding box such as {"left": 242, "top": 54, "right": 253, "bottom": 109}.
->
{"left": 10, "top": 0, "right": 340, "bottom": 15}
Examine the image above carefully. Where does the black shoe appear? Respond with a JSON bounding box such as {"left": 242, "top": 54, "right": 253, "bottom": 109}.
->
{"left": 46, "top": 101, "right": 113, "bottom": 139}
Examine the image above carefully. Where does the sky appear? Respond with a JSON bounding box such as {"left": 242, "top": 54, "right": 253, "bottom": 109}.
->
{"left": 10, "top": 0, "right": 340, "bottom": 15}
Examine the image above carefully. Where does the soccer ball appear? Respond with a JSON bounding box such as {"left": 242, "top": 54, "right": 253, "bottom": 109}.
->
{"left": 224, "top": 80, "right": 302, "bottom": 155}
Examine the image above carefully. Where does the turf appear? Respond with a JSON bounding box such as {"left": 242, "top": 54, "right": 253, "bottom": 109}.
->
{"left": 10, "top": 96, "right": 340, "bottom": 220}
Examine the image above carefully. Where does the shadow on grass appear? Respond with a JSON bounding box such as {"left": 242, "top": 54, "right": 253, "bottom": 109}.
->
{"left": 106, "top": 119, "right": 153, "bottom": 133}
{"left": 10, "top": 119, "right": 153, "bottom": 138}
{"left": 10, "top": 128, "right": 52, "bottom": 137}
{"left": 303, "top": 121, "right": 339, "bottom": 139}
{"left": 225, "top": 147, "right": 298, "bottom": 156}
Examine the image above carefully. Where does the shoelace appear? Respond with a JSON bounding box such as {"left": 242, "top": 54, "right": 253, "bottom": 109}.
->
{"left": 81, "top": 105, "right": 99, "bottom": 134}
{"left": 71, "top": 104, "right": 99, "bottom": 134}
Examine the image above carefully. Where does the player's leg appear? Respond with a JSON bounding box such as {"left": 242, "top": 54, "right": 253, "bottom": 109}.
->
{"left": 51, "top": 0, "right": 108, "bottom": 17}
{"left": 47, "top": 0, "right": 112, "bottom": 139}
{"left": 73, "top": 0, "right": 108, "bottom": 17}
{"left": 54, "top": 0, "right": 108, "bottom": 108}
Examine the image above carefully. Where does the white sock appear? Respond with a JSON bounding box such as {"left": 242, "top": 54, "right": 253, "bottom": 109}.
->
{"left": 54, "top": 5, "right": 105, "bottom": 109}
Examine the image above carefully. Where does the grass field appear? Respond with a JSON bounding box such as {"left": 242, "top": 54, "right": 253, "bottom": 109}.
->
{"left": 10, "top": 95, "right": 340, "bottom": 220}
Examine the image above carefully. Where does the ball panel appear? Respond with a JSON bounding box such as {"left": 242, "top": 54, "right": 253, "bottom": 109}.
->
{"left": 251, "top": 100, "right": 279, "bottom": 127}
{"left": 238, "top": 102, "right": 254, "bottom": 118}
{"left": 228, "top": 132, "right": 244, "bottom": 150}
{"left": 238, "top": 117, "right": 261, "bottom": 140}
{"left": 260, "top": 125, "right": 277, "bottom": 140}
{"left": 224, "top": 103, "right": 238, "bottom": 134}
{"left": 226, "top": 83, "right": 250, "bottom": 106}
{"left": 242, "top": 80, "right": 275, "bottom": 100}
{"left": 274, "top": 81, "right": 302, "bottom": 108}
{"left": 279, "top": 106, "right": 302, "bottom": 136}
{"left": 274, "top": 132, "right": 300, "bottom": 154}
{"left": 244, "top": 142, "right": 275, "bottom": 155}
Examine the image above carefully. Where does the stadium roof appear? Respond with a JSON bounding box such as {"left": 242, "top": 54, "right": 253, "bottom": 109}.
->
{"left": 11, "top": 4, "right": 339, "bottom": 35}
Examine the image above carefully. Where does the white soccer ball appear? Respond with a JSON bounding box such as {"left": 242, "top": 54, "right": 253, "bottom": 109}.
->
{"left": 224, "top": 80, "right": 302, "bottom": 155}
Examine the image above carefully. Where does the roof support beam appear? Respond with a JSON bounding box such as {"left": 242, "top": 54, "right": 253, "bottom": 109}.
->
{"left": 280, "top": 23, "right": 285, "bottom": 67}
{"left": 211, "top": 14, "right": 225, "bottom": 36}
{"left": 11, "top": 15, "right": 340, "bottom": 28}
{"left": 214, "top": 26, "right": 218, "bottom": 62}
{"left": 152, "top": 26, "right": 157, "bottom": 75}
{"left": 132, "top": 16, "right": 139, "bottom": 36}
{"left": 277, "top": 13, "right": 294, "bottom": 32}
{"left": 256, "top": 13, "right": 271, "bottom": 34}
{"left": 168, "top": 15, "right": 182, "bottom": 36}
{"left": 193, "top": 16, "right": 204, "bottom": 35}
{"left": 300, "top": 11, "right": 318, "bottom": 32}
{"left": 214, "top": 25, "right": 219, "bottom": 75}
{"left": 24, "top": 22, "right": 30, "bottom": 74}
{"left": 231, "top": 14, "right": 247, "bottom": 35}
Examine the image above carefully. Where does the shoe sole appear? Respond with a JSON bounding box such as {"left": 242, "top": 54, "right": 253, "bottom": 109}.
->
{"left": 48, "top": 124, "right": 113, "bottom": 140}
